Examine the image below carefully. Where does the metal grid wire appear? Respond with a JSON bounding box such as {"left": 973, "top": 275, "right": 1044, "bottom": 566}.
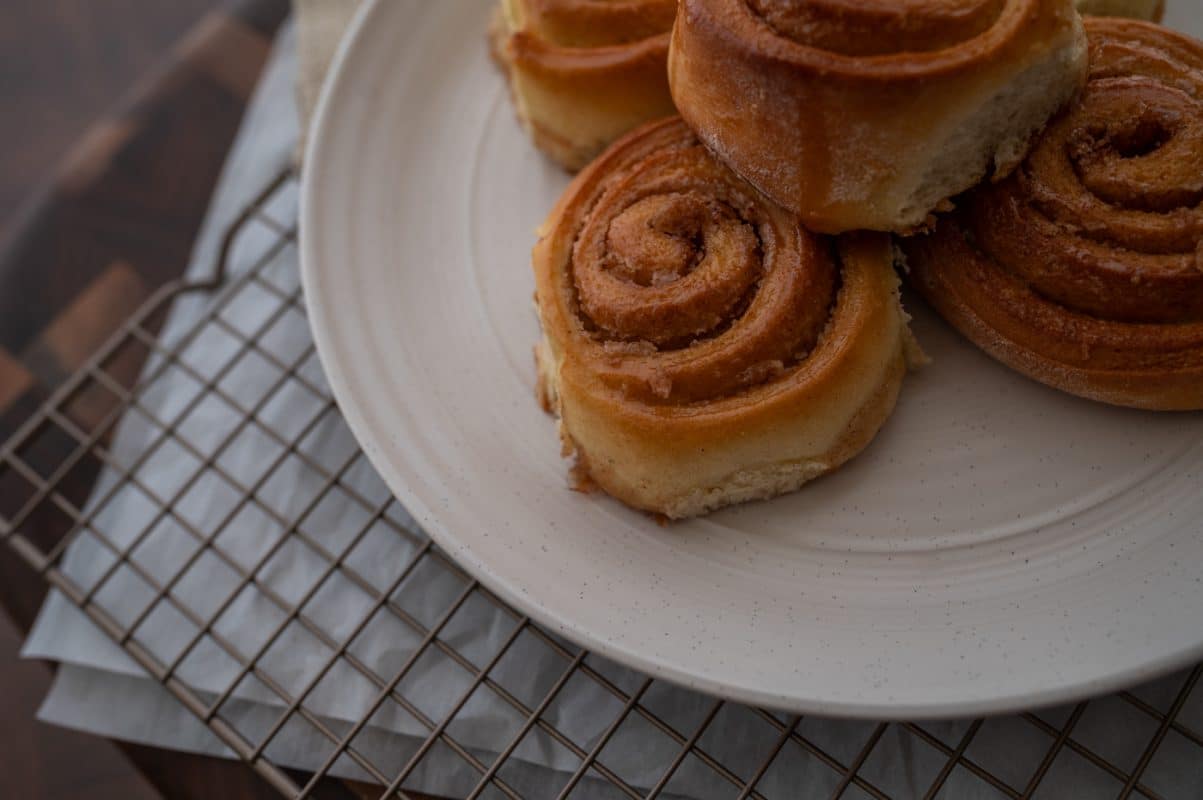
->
{"left": 2, "top": 167, "right": 1203, "bottom": 800}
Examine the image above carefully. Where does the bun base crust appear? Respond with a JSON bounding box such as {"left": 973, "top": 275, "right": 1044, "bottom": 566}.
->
{"left": 539, "top": 336, "right": 909, "bottom": 518}
{"left": 537, "top": 233, "right": 916, "bottom": 519}
{"left": 906, "top": 229, "right": 1203, "bottom": 411}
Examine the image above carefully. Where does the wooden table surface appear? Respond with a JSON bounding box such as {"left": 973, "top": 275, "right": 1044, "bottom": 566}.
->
{"left": 0, "top": 2, "right": 368, "bottom": 797}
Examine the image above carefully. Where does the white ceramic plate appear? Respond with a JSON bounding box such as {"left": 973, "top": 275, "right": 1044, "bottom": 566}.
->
{"left": 301, "top": 0, "right": 1203, "bottom": 718}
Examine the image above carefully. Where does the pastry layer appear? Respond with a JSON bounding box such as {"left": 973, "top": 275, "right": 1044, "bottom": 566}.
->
{"left": 668, "top": 0, "right": 1088, "bottom": 233}
{"left": 903, "top": 18, "right": 1203, "bottom": 410}
{"left": 534, "top": 118, "right": 916, "bottom": 517}
{"left": 491, "top": 0, "right": 678, "bottom": 171}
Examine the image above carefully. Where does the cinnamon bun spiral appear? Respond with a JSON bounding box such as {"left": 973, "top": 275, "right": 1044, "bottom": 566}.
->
{"left": 490, "top": 0, "right": 677, "bottom": 171}
{"left": 534, "top": 118, "right": 918, "bottom": 518}
{"left": 668, "top": 0, "right": 1089, "bottom": 234}
{"left": 904, "top": 18, "right": 1203, "bottom": 410}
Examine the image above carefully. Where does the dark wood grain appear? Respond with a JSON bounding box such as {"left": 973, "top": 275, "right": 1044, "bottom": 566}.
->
{"left": 0, "top": 0, "right": 445, "bottom": 794}
{"left": 0, "top": 14, "right": 271, "bottom": 357}
{"left": 0, "top": 614, "right": 158, "bottom": 800}
{"left": 0, "top": 0, "right": 219, "bottom": 229}
{"left": 0, "top": 2, "right": 323, "bottom": 799}
{"left": 0, "top": 0, "right": 286, "bottom": 628}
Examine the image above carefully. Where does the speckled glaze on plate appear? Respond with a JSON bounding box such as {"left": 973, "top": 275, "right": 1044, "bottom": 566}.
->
{"left": 301, "top": 0, "right": 1203, "bottom": 718}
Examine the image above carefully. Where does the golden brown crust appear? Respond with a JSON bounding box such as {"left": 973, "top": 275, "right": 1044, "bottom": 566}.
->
{"left": 534, "top": 118, "right": 914, "bottom": 517}
{"left": 668, "top": 0, "right": 1088, "bottom": 233}
{"left": 903, "top": 18, "right": 1203, "bottom": 411}
{"left": 510, "top": 0, "right": 677, "bottom": 47}
{"left": 492, "top": 0, "right": 678, "bottom": 171}
{"left": 1075, "top": 0, "right": 1164, "bottom": 22}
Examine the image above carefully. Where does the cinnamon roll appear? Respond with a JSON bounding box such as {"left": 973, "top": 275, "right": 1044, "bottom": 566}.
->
{"left": 668, "top": 0, "right": 1088, "bottom": 234}
{"left": 1075, "top": 0, "right": 1164, "bottom": 21}
{"left": 903, "top": 18, "right": 1203, "bottom": 411}
{"left": 533, "top": 118, "right": 918, "bottom": 518}
{"left": 490, "top": 0, "right": 677, "bottom": 171}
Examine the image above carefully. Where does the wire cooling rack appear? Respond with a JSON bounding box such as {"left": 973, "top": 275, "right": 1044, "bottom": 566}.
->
{"left": 3, "top": 167, "right": 1203, "bottom": 800}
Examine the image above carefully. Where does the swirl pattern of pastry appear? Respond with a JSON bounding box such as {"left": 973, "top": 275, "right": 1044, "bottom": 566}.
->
{"left": 490, "top": 0, "right": 677, "bottom": 171}
{"left": 534, "top": 118, "right": 917, "bottom": 518}
{"left": 903, "top": 18, "right": 1203, "bottom": 410}
{"left": 668, "top": 0, "right": 1088, "bottom": 234}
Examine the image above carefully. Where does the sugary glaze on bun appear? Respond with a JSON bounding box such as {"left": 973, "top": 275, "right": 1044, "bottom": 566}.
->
{"left": 668, "top": 0, "right": 1088, "bottom": 234}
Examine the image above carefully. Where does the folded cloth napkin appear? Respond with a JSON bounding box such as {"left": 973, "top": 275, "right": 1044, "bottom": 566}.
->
{"left": 295, "top": 0, "right": 361, "bottom": 131}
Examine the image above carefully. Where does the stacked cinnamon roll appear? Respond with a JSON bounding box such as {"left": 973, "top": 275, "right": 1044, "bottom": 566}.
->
{"left": 489, "top": 0, "right": 677, "bottom": 170}
{"left": 903, "top": 18, "right": 1203, "bottom": 410}
{"left": 488, "top": 0, "right": 1198, "bottom": 517}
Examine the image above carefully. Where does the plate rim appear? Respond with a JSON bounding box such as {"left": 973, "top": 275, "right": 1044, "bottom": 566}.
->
{"left": 299, "top": 0, "right": 1203, "bottom": 719}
